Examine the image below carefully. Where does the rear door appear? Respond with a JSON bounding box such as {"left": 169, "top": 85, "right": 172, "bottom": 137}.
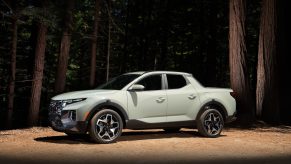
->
{"left": 165, "top": 74, "right": 200, "bottom": 122}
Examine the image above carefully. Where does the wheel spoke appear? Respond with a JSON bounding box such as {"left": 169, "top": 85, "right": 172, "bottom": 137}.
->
{"left": 106, "top": 114, "right": 113, "bottom": 124}
{"left": 207, "top": 125, "right": 212, "bottom": 134}
{"left": 210, "top": 126, "right": 218, "bottom": 134}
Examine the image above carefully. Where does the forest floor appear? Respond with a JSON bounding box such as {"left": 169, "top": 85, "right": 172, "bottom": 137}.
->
{"left": 0, "top": 126, "right": 291, "bottom": 164}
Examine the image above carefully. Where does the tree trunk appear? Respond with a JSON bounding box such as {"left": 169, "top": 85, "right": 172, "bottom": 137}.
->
{"left": 28, "top": 23, "right": 48, "bottom": 126}
{"left": 256, "top": 0, "right": 279, "bottom": 123}
{"left": 229, "top": 0, "right": 254, "bottom": 122}
{"left": 54, "top": 0, "right": 74, "bottom": 93}
{"left": 6, "top": 17, "right": 17, "bottom": 129}
{"left": 89, "top": 0, "right": 100, "bottom": 88}
{"left": 106, "top": 0, "right": 111, "bottom": 82}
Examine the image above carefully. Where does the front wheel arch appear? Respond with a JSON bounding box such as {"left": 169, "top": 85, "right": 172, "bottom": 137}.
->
{"left": 86, "top": 102, "right": 128, "bottom": 130}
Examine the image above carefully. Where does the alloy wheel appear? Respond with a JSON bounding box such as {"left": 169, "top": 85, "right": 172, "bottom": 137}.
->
{"left": 203, "top": 112, "right": 223, "bottom": 136}
{"left": 95, "top": 113, "right": 120, "bottom": 141}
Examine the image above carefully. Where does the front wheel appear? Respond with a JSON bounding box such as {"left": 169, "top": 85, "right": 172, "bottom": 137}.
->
{"left": 89, "top": 109, "right": 123, "bottom": 144}
{"left": 197, "top": 108, "right": 224, "bottom": 137}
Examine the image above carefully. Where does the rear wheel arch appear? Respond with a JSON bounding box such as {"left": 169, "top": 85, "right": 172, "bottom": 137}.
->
{"left": 196, "top": 100, "right": 228, "bottom": 121}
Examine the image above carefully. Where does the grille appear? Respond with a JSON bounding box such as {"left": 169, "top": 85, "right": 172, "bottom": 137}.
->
{"left": 49, "top": 100, "right": 64, "bottom": 129}
{"left": 49, "top": 100, "right": 63, "bottom": 115}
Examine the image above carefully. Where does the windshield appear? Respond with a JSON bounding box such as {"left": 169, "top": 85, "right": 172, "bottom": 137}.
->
{"left": 97, "top": 74, "right": 141, "bottom": 90}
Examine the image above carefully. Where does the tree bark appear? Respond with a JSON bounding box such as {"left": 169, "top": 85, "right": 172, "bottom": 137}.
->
{"left": 89, "top": 0, "right": 100, "bottom": 88}
{"left": 256, "top": 0, "right": 279, "bottom": 123}
{"left": 54, "top": 0, "right": 74, "bottom": 93}
{"left": 229, "top": 0, "right": 254, "bottom": 122}
{"left": 28, "top": 23, "right": 48, "bottom": 126}
{"left": 6, "top": 17, "right": 17, "bottom": 129}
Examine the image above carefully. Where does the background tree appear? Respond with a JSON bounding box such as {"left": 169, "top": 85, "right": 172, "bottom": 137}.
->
{"left": 256, "top": 0, "right": 279, "bottom": 123}
{"left": 105, "top": 0, "right": 111, "bottom": 82}
{"left": 28, "top": 22, "right": 47, "bottom": 126}
{"left": 54, "top": 0, "right": 74, "bottom": 93}
{"left": 27, "top": 0, "right": 49, "bottom": 126}
{"left": 229, "top": 0, "right": 254, "bottom": 122}
{"left": 1, "top": 0, "right": 291, "bottom": 129}
{"left": 5, "top": 0, "right": 18, "bottom": 129}
{"left": 89, "top": 0, "right": 100, "bottom": 87}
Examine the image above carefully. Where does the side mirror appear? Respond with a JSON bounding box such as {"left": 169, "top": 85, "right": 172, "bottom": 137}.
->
{"left": 128, "top": 84, "right": 145, "bottom": 91}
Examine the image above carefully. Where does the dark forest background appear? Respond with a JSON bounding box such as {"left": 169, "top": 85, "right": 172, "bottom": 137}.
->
{"left": 0, "top": 0, "right": 291, "bottom": 129}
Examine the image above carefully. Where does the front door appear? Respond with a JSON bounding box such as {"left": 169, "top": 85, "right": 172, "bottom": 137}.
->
{"left": 127, "top": 74, "right": 167, "bottom": 123}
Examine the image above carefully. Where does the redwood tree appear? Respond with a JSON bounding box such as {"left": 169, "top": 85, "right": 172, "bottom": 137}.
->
{"left": 89, "top": 0, "right": 100, "bottom": 87}
{"left": 54, "top": 0, "right": 74, "bottom": 93}
{"left": 229, "top": 0, "right": 254, "bottom": 121}
{"left": 256, "top": 0, "right": 279, "bottom": 122}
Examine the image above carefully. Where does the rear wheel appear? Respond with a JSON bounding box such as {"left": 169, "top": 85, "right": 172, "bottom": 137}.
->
{"left": 163, "top": 128, "right": 181, "bottom": 133}
{"left": 197, "top": 108, "right": 224, "bottom": 137}
{"left": 89, "top": 109, "right": 123, "bottom": 144}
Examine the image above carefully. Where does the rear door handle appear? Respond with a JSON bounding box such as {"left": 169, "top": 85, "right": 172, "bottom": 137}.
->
{"left": 188, "top": 95, "right": 196, "bottom": 100}
{"left": 156, "top": 97, "right": 166, "bottom": 103}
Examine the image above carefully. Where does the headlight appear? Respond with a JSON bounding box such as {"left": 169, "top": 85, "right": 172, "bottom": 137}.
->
{"left": 61, "top": 98, "right": 86, "bottom": 107}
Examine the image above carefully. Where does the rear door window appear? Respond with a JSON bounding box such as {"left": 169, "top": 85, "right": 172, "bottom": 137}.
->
{"left": 166, "top": 74, "right": 187, "bottom": 89}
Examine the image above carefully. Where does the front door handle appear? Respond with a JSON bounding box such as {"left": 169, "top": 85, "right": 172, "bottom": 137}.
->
{"left": 188, "top": 95, "right": 196, "bottom": 100}
{"left": 156, "top": 97, "right": 166, "bottom": 103}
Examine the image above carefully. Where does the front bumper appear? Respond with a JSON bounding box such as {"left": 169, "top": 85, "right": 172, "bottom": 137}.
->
{"left": 48, "top": 100, "right": 87, "bottom": 133}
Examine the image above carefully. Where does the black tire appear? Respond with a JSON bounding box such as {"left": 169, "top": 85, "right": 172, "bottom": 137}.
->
{"left": 89, "top": 109, "right": 123, "bottom": 144}
{"left": 163, "top": 128, "right": 181, "bottom": 133}
{"left": 197, "top": 108, "right": 224, "bottom": 137}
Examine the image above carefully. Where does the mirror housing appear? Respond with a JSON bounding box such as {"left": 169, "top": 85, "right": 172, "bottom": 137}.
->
{"left": 128, "top": 84, "right": 145, "bottom": 91}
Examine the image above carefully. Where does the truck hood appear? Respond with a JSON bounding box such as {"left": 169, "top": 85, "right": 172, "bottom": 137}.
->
{"left": 52, "top": 90, "right": 118, "bottom": 100}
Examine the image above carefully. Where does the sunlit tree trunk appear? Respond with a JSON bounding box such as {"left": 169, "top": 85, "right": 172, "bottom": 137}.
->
{"left": 89, "top": 0, "right": 100, "bottom": 87}
{"left": 256, "top": 0, "right": 279, "bottom": 123}
{"left": 54, "top": 0, "right": 74, "bottom": 93}
{"left": 229, "top": 0, "right": 254, "bottom": 122}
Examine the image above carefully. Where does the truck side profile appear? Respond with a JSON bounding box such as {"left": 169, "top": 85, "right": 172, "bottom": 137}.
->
{"left": 49, "top": 71, "right": 236, "bottom": 144}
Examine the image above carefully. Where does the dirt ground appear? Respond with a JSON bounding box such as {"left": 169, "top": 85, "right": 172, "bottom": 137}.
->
{"left": 1, "top": 126, "right": 291, "bottom": 164}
